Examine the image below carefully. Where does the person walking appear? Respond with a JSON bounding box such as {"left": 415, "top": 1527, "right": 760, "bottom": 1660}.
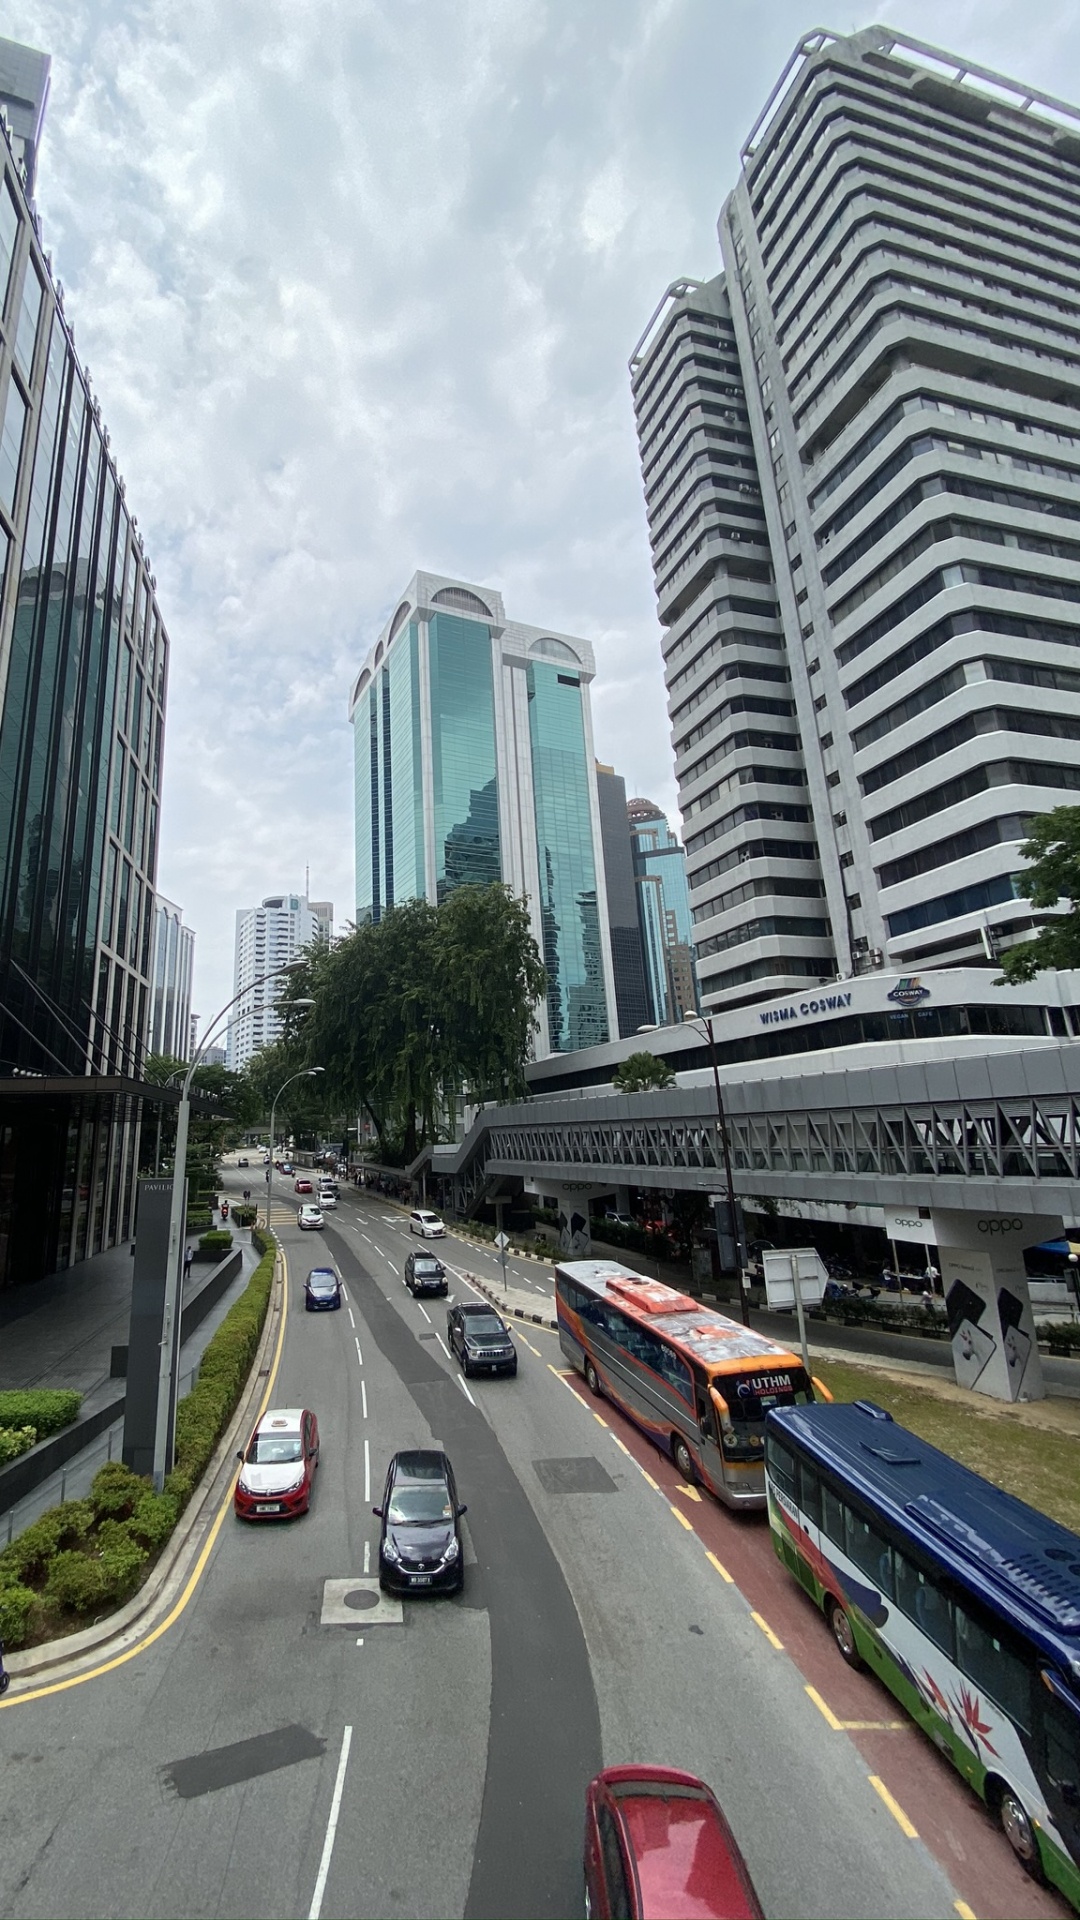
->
{"left": 183, "top": 1244, "right": 194, "bottom": 1282}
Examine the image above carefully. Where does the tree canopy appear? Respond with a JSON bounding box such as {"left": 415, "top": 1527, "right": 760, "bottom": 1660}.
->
{"left": 997, "top": 807, "right": 1080, "bottom": 982}
{"left": 265, "top": 884, "right": 546, "bottom": 1161}
{"left": 612, "top": 1051, "right": 676, "bottom": 1093}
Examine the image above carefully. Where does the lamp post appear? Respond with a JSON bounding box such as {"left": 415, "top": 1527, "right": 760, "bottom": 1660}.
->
{"left": 152, "top": 964, "right": 308, "bottom": 1490}
{"left": 265, "top": 1066, "right": 325, "bottom": 1226}
{"left": 683, "top": 1011, "right": 749, "bottom": 1327}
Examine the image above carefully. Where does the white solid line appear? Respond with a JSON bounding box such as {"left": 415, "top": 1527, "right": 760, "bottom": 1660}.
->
{"left": 354, "top": 1333, "right": 364, "bottom": 1366}
{"left": 435, "top": 1332, "right": 452, "bottom": 1360}
{"left": 308, "top": 1724, "right": 353, "bottom": 1920}
{"left": 363, "top": 1540, "right": 370, "bottom": 1574}
{"left": 361, "top": 1379, "right": 368, "bottom": 1419}
{"left": 417, "top": 1302, "right": 431, "bottom": 1322}
{"left": 340, "top": 1284, "right": 348, "bottom": 1302}
{"left": 347, "top": 1308, "right": 355, "bottom": 1328}
{"left": 364, "top": 1438, "right": 370, "bottom": 1503}
{"left": 456, "top": 1374, "right": 477, "bottom": 1407}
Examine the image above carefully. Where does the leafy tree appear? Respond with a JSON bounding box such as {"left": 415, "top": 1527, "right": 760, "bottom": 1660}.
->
{"left": 997, "top": 807, "right": 1080, "bottom": 982}
{"left": 144, "top": 1052, "right": 186, "bottom": 1087}
{"left": 612, "top": 1051, "right": 676, "bottom": 1093}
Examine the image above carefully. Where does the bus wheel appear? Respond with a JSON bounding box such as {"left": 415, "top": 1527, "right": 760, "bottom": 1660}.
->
{"left": 585, "top": 1359, "right": 601, "bottom": 1397}
{"left": 996, "top": 1785, "right": 1043, "bottom": 1879}
{"left": 673, "top": 1436, "right": 697, "bottom": 1484}
{"left": 826, "top": 1597, "right": 863, "bottom": 1670}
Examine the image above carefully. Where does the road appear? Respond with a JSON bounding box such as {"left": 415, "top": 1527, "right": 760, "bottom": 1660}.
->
{"left": 0, "top": 1172, "right": 1068, "bottom": 1920}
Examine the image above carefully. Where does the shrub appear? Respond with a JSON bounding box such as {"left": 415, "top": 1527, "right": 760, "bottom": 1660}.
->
{"left": 127, "top": 1490, "right": 178, "bottom": 1549}
{"left": 1044, "top": 1320, "right": 1080, "bottom": 1350}
{"left": 0, "top": 1425, "right": 37, "bottom": 1463}
{"left": 165, "top": 1244, "right": 276, "bottom": 1512}
{"left": 2, "top": 1501, "right": 94, "bottom": 1581}
{"left": 0, "top": 1577, "right": 35, "bottom": 1645}
{"left": 232, "top": 1204, "right": 258, "bottom": 1227}
{"left": 44, "top": 1549, "right": 106, "bottom": 1614}
{"left": 199, "top": 1229, "right": 233, "bottom": 1255}
{"left": 89, "top": 1460, "right": 146, "bottom": 1520}
{"left": 0, "top": 1390, "right": 81, "bottom": 1438}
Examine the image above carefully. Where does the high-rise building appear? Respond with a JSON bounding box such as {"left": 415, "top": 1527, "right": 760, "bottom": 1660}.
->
{"left": 0, "top": 52, "right": 171, "bottom": 1289}
{"left": 632, "top": 26, "right": 1080, "bottom": 1010}
{"left": 225, "top": 893, "right": 332, "bottom": 1070}
{"left": 149, "top": 896, "right": 194, "bottom": 1062}
{"left": 595, "top": 762, "right": 650, "bottom": 1038}
{"left": 627, "top": 797, "right": 700, "bottom": 1026}
{"left": 0, "top": 37, "right": 50, "bottom": 202}
{"left": 349, "top": 572, "right": 615, "bottom": 1054}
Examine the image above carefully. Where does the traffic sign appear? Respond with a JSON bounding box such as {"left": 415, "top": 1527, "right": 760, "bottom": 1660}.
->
{"left": 494, "top": 1231, "right": 510, "bottom": 1251}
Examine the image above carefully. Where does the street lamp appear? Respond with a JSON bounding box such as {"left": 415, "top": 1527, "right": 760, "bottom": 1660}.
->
{"left": 683, "top": 1010, "right": 749, "bottom": 1327}
{"left": 152, "top": 963, "right": 308, "bottom": 1490}
{"left": 265, "top": 1066, "right": 325, "bottom": 1226}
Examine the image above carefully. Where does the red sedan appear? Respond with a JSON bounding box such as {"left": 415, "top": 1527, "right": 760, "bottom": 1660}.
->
{"left": 584, "top": 1766, "right": 763, "bottom": 1920}
{"left": 294, "top": 1176, "right": 313, "bottom": 1194}
{"left": 234, "top": 1407, "right": 320, "bottom": 1519}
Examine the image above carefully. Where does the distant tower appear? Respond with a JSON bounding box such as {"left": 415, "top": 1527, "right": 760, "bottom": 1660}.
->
{"left": 628, "top": 799, "right": 699, "bottom": 1027}
{"left": 0, "top": 37, "right": 50, "bottom": 199}
{"left": 226, "top": 893, "right": 332, "bottom": 1069}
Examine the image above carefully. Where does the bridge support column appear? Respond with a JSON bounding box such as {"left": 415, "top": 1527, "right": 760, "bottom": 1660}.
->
{"left": 556, "top": 1191, "right": 595, "bottom": 1258}
{"left": 930, "top": 1209, "right": 1059, "bottom": 1403}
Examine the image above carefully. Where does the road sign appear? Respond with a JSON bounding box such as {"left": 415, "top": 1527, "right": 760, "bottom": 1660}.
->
{"left": 494, "top": 1231, "right": 510, "bottom": 1251}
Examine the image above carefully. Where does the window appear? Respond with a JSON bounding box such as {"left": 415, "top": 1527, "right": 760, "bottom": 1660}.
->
{"left": 13, "top": 265, "right": 42, "bottom": 381}
{"left": 894, "top": 1550, "right": 954, "bottom": 1657}
{"left": 766, "top": 1434, "right": 797, "bottom": 1497}
{"left": 822, "top": 1483, "right": 845, "bottom": 1549}
{"left": 657, "top": 1345, "right": 693, "bottom": 1403}
{"left": 955, "top": 1603, "right": 1031, "bottom": 1733}
{"left": 798, "top": 1459, "right": 822, "bottom": 1526}
{"left": 0, "top": 380, "right": 26, "bottom": 516}
{"left": 0, "top": 180, "right": 19, "bottom": 312}
{"left": 845, "top": 1508, "right": 894, "bottom": 1598}
{"left": 598, "top": 1808, "right": 632, "bottom": 1920}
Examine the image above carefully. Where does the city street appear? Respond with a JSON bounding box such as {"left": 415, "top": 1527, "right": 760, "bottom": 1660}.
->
{"left": 0, "top": 1175, "right": 1068, "bottom": 1920}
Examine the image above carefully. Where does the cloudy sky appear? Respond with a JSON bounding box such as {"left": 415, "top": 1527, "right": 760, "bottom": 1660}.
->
{"left": 7, "top": 0, "right": 1080, "bottom": 1022}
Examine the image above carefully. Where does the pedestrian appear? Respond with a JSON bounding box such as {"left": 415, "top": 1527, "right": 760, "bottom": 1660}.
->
{"left": 0, "top": 1638, "right": 9, "bottom": 1695}
{"left": 183, "top": 1244, "right": 194, "bottom": 1280}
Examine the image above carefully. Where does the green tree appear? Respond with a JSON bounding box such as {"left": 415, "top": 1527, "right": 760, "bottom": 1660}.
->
{"left": 612, "top": 1051, "right": 676, "bottom": 1093}
{"left": 997, "top": 807, "right": 1080, "bottom": 982}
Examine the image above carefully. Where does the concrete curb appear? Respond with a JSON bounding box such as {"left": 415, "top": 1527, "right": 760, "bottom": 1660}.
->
{"left": 463, "top": 1270, "right": 557, "bottom": 1332}
{"left": 4, "top": 1242, "right": 286, "bottom": 1688}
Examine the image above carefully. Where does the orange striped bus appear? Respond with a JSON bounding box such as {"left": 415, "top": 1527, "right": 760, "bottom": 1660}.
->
{"left": 555, "top": 1260, "right": 830, "bottom": 1510}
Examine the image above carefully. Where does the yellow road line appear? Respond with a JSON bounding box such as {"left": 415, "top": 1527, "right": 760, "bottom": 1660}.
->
{"left": 805, "top": 1686, "right": 905, "bottom": 1732}
{"left": 705, "top": 1549, "right": 734, "bottom": 1584}
{"left": 806, "top": 1684, "right": 844, "bottom": 1730}
{"left": 2, "top": 1247, "right": 291, "bottom": 1709}
{"left": 516, "top": 1334, "right": 541, "bottom": 1358}
{"left": 640, "top": 1469, "right": 660, "bottom": 1492}
{"left": 593, "top": 1412, "right": 608, "bottom": 1428}
{"left": 675, "top": 1482, "right": 702, "bottom": 1502}
{"left": 868, "top": 1774, "right": 918, "bottom": 1838}
{"left": 954, "top": 1903, "right": 978, "bottom": 1919}
{"left": 669, "top": 1504, "right": 694, "bottom": 1531}
{"left": 750, "top": 1610, "right": 784, "bottom": 1650}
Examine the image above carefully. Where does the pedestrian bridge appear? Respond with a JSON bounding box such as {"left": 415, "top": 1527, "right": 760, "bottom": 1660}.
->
{"left": 422, "top": 1042, "right": 1080, "bottom": 1220}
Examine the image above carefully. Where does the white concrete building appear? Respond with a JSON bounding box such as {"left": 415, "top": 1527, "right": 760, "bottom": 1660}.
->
{"left": 226, "top": 893, "right": 332, "bottom": 1070}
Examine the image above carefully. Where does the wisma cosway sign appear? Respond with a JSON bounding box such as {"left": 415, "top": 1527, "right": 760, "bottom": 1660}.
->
{"left": 759, "top": 990, "right": 852, "bottom": 1028}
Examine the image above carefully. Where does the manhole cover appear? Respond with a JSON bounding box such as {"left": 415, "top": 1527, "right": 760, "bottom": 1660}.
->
{"left": 320, "top": 1578, "right": 402, "bottom": 1627}
{"left": 343, "top": 1588, "right": 380, "bottom": 1611}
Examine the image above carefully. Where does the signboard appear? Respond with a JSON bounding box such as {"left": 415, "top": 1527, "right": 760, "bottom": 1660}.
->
{"left": 762, "top": 1247, "right": 829, "bottom": 1310}
{"left": 882, "top": 1208, "right": 936, "bottom": 1247}
{"left": 494, "top": 1232, "right": 510, "bottom": 1251}
{"left": 932, "top": 1209, "right": 1048, "bottom": 1403}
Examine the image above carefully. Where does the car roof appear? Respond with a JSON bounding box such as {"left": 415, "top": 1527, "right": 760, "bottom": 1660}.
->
{"left": 460, "top": 1300, "right": 501, "bottom": 1315}
{"left": 307, "top": 1267, "right": 337, "bottom": 1281}
{"left": 414, "top": 1209, "right": 439, "bottom": 1218}
{"left": 412, "top": 1251, "right": 443, "bottom": 1263}
{"left": 603, "top": 1771, "right": 761, "bottom": 1920}
{"left": 255, "top": 1407, "right": 306, "bottom": 1435}
{"left": 390, "top": 1448, "right": 451, "bottom": 1481}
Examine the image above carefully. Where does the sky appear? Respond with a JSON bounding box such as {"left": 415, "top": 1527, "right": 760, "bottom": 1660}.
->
{"left": 7, "top": 0, "right": 1080, "bottom": 1026}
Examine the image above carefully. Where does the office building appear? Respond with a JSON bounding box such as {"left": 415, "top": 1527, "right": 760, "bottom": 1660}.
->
{"left": 0, "top": 37, "right": 49, "bottom": 202}
{"left": 632, "top": 26, "right": 1080, "bottom": 1010}
{"left": 595, "top": 762, "right": 650, "bottom": 1039}
{"left": 627, "top": 797, "right": 700, "bottom": 1026}
{"left": 226, "top": 893, "right": 332, "bottom": 1070}
{"left": 0, "top": 45, "right": 172, "bottom": 1288}
{"left": 349, "top": 571, "right": 615, "bottom": 1054}
{"left": 149, "top": 896, "right": 194, "bottom": 1061}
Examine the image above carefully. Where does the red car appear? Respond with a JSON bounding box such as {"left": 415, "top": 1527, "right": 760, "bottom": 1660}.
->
{"left": 294, "top": 1176, "right": 313, "bottom": 1194}
{"left": 234, "top": 1407, "right": 320, "bottom": 1519}
{"left": 584, "top": 1767, "right": 763, "bottom": 1920}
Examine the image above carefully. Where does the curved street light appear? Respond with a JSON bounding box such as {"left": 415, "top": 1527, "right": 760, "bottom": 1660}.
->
{"left": 265, "top": 1066, "right": 325, "bottom": 1227}
{"left": 684, "top": 1010, "right": 750, "bottom": 1328}
{"left": 153, "top": 963, "right": 309, "bottom": 1488}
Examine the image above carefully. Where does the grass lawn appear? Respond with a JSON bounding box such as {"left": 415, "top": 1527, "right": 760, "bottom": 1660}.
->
{"left": 812, "top": 1359, "right": 1080, "bottom": 1537}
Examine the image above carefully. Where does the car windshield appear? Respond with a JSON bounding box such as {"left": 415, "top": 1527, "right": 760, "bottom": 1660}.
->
{"left": 466, "top": 1315, "right": 506, "bottom": 1340}
{"left": 249, "top": 1435, "right": 302, "bottom": 1463}
{"left": 387, "top": 1484, "right": 453, "bottom": 1523}
{"left": 309, "top": 1275, "right": 335, "bottom": 1291}
{"left": 415, "top": 1259, "right": 442, "bottom": 1273}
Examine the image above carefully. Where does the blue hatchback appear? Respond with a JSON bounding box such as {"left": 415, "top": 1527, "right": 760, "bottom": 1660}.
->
{"left": 305, "top": 1267, "right": 341, "bottom": 1311}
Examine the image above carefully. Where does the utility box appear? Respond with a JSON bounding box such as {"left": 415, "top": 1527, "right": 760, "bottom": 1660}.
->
{"left": 762, "top": 1247, "right": 829, "bottom": 1311}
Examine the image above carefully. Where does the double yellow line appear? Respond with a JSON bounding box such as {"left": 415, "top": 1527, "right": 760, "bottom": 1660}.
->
{"left": 1, "top": 1251, "right": 291, "bottom": 1709}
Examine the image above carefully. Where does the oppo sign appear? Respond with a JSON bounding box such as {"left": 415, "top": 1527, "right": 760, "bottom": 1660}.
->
{"left": 977, "top": 1218, "right": 1025, "bottom": 1234}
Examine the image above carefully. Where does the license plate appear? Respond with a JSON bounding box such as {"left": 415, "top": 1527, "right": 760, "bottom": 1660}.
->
{"left": 490, "top": 1364, "right": 498, "bottom": 1372}
{"left": 410, "top": 1574, "right": 432, "bottom": 1586}
{"left": 256, "top": 1502, "right": 281, "bottom": 1513}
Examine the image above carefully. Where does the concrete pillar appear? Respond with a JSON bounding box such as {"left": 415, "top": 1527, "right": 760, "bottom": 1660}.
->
{"left": 557, "top": 1191, "right": 594, "bottom": 1258}
{"left": 930, "top": 1209, "right": 1059, "bottom": 1403}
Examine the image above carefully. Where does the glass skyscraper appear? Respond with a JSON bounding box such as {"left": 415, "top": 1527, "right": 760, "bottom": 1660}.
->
{"left": 0, "top": 43, "right": 173, "bottom": 1288}
{"left": 350, "top": 572, "right": 615, "bottom": 1054}
{"left": 627, "top": 798, "right": 700, "bottom": 1027}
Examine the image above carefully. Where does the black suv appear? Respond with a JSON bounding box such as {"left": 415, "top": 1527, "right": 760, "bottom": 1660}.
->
{"left": 374, "top": 1449, "right": 466, "bottom": 1594}
{"left": 405, "top": 1251, "right": 448, "bottom": 1297}
{"left": 447, "top": 1301, "right": 517, "bottom": 1377}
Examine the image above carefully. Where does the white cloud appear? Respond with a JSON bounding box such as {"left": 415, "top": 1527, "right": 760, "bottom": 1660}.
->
{"left": 4, "top": 0, "right": 1078, "bottom": 1019}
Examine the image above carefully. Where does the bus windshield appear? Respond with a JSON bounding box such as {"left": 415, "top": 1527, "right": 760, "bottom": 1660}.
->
{"left": 725, "top": 1368, "right": 813, "bottom": 1427}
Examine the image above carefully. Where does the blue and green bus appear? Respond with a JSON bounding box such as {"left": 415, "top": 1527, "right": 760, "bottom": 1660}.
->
{"left": 764, "top": 1399, "right": 1080, "bottom": 1910}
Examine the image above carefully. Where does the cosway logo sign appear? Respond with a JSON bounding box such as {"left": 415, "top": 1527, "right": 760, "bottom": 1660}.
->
{"left": 887, "top": 976, "right": 930, "bottom": 1006}
{"left": 759, "top": 990, "right": 852, "bottom": 1027}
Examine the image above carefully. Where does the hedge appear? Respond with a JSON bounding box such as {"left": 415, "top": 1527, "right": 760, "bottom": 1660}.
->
{"left": 1044, "top": 1320, "right": 1080, "bottom": 1351}
{"left": 198, "top": 1229, "right": 233, "bottom": 1255}
{"left": 0, "top": 1238, "right": 278, "bottom": 1649}
{"left": 0, "top": 1426, "right": 37, "bottom": 1464}
{"left": 0, "top": 1390, "right": 81, "bottom": 1438}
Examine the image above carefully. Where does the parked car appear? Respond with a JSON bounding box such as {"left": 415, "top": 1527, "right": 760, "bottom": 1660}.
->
{"left": 295, "top": 1176, "right": 313, "bottom": 1194}
{"left": 374, "top": 1449, "right": 466, "bottom": 1594}
{"left": 409, "top": 1209, "right": 446, "bottom": 1238}
{"left": 447, "top": 1301, "right": 517, "bottom": 1377}
{"left": 405, "top": 1251, "right": 448, "bottom": 1297}
{"left": 583, "top": 1765, "right": 763, "bottom": 1920}
{"left": 304, "top": 1267, "right": 341, "bottom": 1310}
{"left": 234, "top": 1407, "right": 320, "bottom": 1520}
{"left": 298, "top": 1203, "right": 324, "bottom": 1231}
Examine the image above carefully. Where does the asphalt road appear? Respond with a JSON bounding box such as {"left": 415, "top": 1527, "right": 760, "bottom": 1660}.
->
{"left": 0, "top": 1171, "right": 1059, "bottom": 1919}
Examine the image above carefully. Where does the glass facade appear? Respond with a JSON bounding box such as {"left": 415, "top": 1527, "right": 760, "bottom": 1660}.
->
{"left": 527, "top": 661, "right": 608, "bottom": 1051}
{"left": 629, "top": 805, "right": 700, "bottom": 1026}
{"left": 0, "top": 104, "right": 168, "bottom": 1288}
{"left": 428, "top": 611, "right": 499, "bottom": 901}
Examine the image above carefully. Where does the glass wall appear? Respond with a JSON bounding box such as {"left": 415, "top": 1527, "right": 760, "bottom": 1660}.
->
{"left": 388, "top": 623, "right": 425, "bottom": 904}
{"left": 527, "top": 661, "right": 609, "bottom": 1050}
{"left": 428, "top": 611, "right": 500, "bottom": 901}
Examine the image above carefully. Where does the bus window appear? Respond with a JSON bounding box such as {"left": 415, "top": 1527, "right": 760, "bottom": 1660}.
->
{"left": 895, "top": 1550, "right": 954, "bottom": 1658}
{"left": 658, "top": 1345, "right": 693, "bottom": 1403}
{"left": 845, "top": 1508, "right": 894, "bottom": 1598}
{"left": 765, "top": 1434, "right": 797, "bottom": 1497}
{"left": 956, "top": 1604, "right": 1031, "bottom": 1733}
{"left": 1043, "top": 1690, "right": 1080, "bottom": 1825}
{"left": 798, "top": 1459, "right": 822, "bottom": 1527}
{"left": 822, "top": 1483, "right": 845, "bottom": 1549}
